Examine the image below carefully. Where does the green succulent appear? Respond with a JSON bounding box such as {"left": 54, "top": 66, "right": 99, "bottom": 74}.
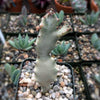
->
{"left": 17, "top": 6, "right": 27, "bottom": 27}
{"left": 80, "top": 11, "right": 100, "bottom": 26}
{"left": 94, "top": 74, "right": 100, "bottom": 84}
{"left": 5, "top": 63, "right": 20, "bottom": 85}
{"left": 8, "top": 34, "right": 36, "bottom": 51}
{"left": 56, "top": 10, "right": 64, "bottom": 25}
{"left": 71, "top": 0, "right": 87, "bottom": 13}
{"left": 95, "top": 0, "right": 100, "bottom": 7}
{"left": 91, "top": 33, "right": 100, "bottom": 51}
{"left": 51, "top": 41, "right": 71, "bottom": 56}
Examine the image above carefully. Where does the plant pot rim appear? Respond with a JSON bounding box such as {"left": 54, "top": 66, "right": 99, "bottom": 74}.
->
{"left": 54, "top": 0, "right": 74, "bottom": 13}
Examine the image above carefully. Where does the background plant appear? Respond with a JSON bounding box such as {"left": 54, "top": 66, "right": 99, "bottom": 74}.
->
{"left": 8, "top": 34, "right": 36, "bottom": 51}
{"left": 4, "top": 63, "right": 20, "bottom": 85}
{"left": 17, "top": 6, "right": 27, "bottom": 27}
{"left": 80, "top": 11, "right": 100, "bottom": 26}
{"left": 71, "top": 0, "right": 87, "bottom": 13}
{"left": 51, "top": 41, "right": 71, "bottom": 56}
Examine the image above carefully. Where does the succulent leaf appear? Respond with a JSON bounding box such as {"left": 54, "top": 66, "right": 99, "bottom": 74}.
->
{"left": 25, "top": 46, "right": 33, "bottom": 51}
{"left": 63, "top": 43, "right": 71, "bottom": 54}
{"left": 11, "top": 69, "right": 20, "bottom": 82}
{"left": 94, "top": 74, "right": 100, "bottom": 84}
{"left": 5, "top": 63, "right": 20, "bottom": 85}
{"left": 28, "top": 38, "right": 36, "bottom": 46}
{"left": 13, "top": 72, "right": 20, "bottom": 85}
{"left": 91, "top": 33, "right": 99, "bottom": 45}
{"left": 5, "top": 63, "right": 16, "bottom": 76}
{"left": 80, "top": 11, "right": 100, "bottom": 26}
{"left": 56, "top": 10, "right": 64, "bottom": 25}
{"left": 94, "top": 39, "right": 100, "bottom": 51}
{"left": 91, "top": 33, "right": 100, "bottom": 51}
{"left": 79, "top": 18, "right": 85, "bottom": 24}
{"left": 8, "top": 40, "right": 17, "bottom": 49}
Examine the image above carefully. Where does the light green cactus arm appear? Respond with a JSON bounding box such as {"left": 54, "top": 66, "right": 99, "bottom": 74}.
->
{"left": 34, "top": 10, "right": 71, "bottom": 93}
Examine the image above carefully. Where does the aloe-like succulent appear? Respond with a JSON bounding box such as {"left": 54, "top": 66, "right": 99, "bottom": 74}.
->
{"left": 32, "top": 0, "right": 51, "bottom": 9}
{"left": 80, "top": 11, "right": 100, "bottom": 26}
{"left": 56, "top": 10, "right": 64, "bottom": 25}
{"left": 8, "top": 34, "right": 36, "bottom": 51}
{"left": 4, "top": 63, "right": 20, "bottom": 85}
{"left": 51, "top": 41, "right": 71, "bottom": 56}
{"left": 91, "top": 33, "right": 100, "bottom": 51}
{"left": 71, "top": 0, "right": 87, "bottom": 13}
{"left": 17, "top": 6, "right": 27, "bottom": 27}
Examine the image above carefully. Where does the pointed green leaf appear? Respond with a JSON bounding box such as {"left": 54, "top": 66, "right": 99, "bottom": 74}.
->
{"left": 14, "top": 39, "right": 21, "bottom": 49}
{"left": 8, "top": 40, "right": 16, "bottom": 48}
{"left": 11, "top": 69, "right": 20, "bottom": 82}
{"left": 94, "top": 39, "right": 100, "bottom": 50}
{"left": 79, "top": 18, "right": 86, "bottom": 24}
{"left": 13, "top": 72, "right": 20, "bottom": 85}
{"left": 91, "top": 33, "right": 99, "bottom": 45}
{"left": 18, "top": 34, "right": 23, "bottom": 47}
{"left": 5, "top": 63, "right": 12, "bottom": 76}
{"left": 94, "top": 74, "right": 100, "bottom": 84}
{"left": 23, "top": 34, "right": 29, "bottom": 48}
{"left": 23, "top": 17, "right": 27, "bottom": 25}
{"left": 63, "top": 43, "right": 71, "bottom": 54}
{"left": 28, "top": 38, "right": 36, "bottom": 46}
{"left": 4, "top": 63, "right": 16, "bottom": 77}
{"left": 25, "top": 46, "right": 33, "bottom": 51}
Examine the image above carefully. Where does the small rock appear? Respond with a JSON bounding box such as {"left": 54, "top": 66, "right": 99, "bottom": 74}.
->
{"left": 60, "top": 81, "right": 65, "bottom": 87}
{"left": 31, "top": 91, "right": 36, "bottom": 96}
{"left": 51, "top": 93, "right": 56, "bottom": 99}
{"left": 49, "top": 89, "right": 54, "bottom": 94}
{"left": 55, "top": 92, "right": 60, "bottom": 98}
{"left": 35, "top": 92, "right": 42, "bottom": 99}
{"left": 53, "top": 85, "right": 59, "bottom": 91}
{"left": 5, "top": 57, "right": 10, "bottom": 61}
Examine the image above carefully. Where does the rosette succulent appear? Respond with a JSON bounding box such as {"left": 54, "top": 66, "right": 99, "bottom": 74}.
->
{"left": 8, "top": 34, "right": 36, "bottom": 51}
{"left": 80, "top": 11, "right": 100, "bottom": 26}
{"left": 71, "top": 0, "right": 87, "bottom": 13}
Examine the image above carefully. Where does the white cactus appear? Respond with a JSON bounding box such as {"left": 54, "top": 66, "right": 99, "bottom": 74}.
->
{"left": 34, "top": 9, "right": 71, "bottom": 93}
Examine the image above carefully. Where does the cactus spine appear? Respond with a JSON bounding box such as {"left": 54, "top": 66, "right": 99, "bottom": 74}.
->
{"left": 34, "top": 9, "right": 71, "bottom": 93}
